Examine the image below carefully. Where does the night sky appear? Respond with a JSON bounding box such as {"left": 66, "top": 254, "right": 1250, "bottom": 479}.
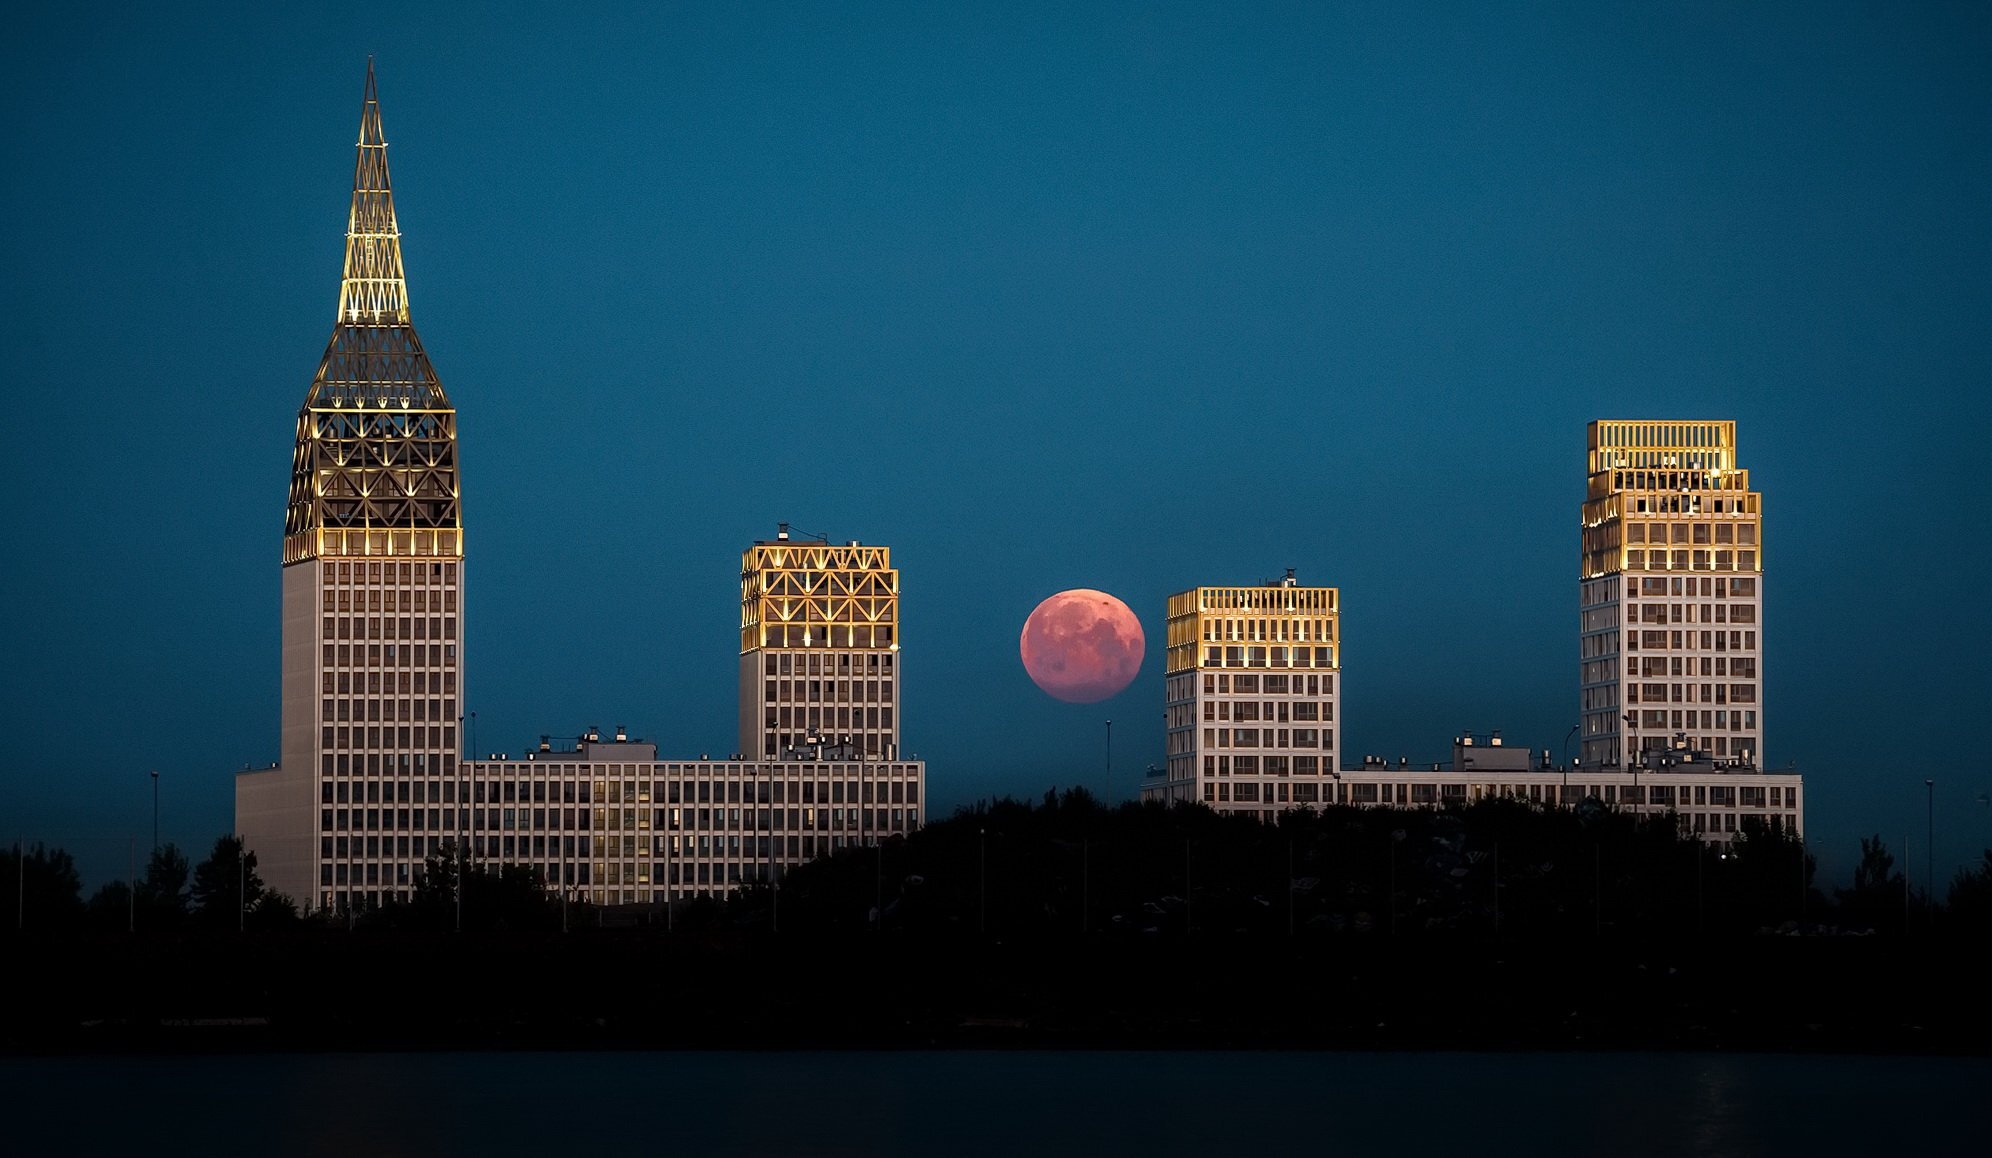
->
{"left": 3, "top": 3, "right": 1988, "bottom": 890}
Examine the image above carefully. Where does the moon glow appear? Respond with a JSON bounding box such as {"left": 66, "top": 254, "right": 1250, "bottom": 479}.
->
{"left": 1019, "top": 589, "right": 1146, "bottom": 704}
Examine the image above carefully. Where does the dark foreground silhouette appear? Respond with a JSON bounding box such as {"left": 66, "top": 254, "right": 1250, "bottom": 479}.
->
{"left": 5, "top": 794, "right": 1989, "bottom": 1053}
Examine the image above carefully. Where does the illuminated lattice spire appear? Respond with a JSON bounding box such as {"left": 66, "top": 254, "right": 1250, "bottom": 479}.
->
{"left": 286, "top": 61, "right": 461, "bottom": 564}
{"left": 337, "top": 58, "right": 409, "bottom": 327}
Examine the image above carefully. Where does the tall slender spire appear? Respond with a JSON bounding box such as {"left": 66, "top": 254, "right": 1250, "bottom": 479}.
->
{"left": 338, "top": 57, "right": 409, "bottom": 325}
{"left": 287, "top": 60, "right": 460, "bottom": 564}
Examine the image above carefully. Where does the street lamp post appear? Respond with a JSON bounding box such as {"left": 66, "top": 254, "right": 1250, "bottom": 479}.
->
{"left": 1925, "top": 779, "right": 1936, "bottom": 920}
{"left": 1562, "top": 724, "right": 1578, "bottom": 806}
{"left": 150, "top": 769, "right": 160, "bottom": 855}
{"left": 1104, "top": 719, "right": 1112, "bottom": 808}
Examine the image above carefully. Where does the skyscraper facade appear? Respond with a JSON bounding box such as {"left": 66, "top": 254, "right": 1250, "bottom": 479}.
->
{"left": 238, "top": 64, "right": 463, "bottom": 912}
{"left": 1146, "top": 572, "right": 1341, "bottom": 814}
{"left": 738, "top": 528, "right": 900, "bottom": 762}
{"left": 1579, "top": 420, "right": 1762, "bottom": 769}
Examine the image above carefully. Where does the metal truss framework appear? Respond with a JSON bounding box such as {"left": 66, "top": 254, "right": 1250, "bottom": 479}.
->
{"left": 285, "top": 60, "right": 460, "bottom": 565}
{"left": 740, "top": 543, "right": 898, "bottom": 651}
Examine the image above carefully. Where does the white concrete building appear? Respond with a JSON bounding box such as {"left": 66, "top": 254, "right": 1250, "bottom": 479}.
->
{"left": 1336, "top": 736, "right": 1801, "bottom": 844}
{"left": 1147, "top": 571, "right": 1341, "bottom": 813}
{"left": 1580, "top": 420, "right": 1764, "bottom": 768}
{"left": 1151, "top": 730, "right": 1802, "bottom": 844}
{"left": 458, "top": 733, "right": 923, "bottom": 905}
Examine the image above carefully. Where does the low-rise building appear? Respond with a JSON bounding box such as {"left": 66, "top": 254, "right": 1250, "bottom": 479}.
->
{"left": 452, "top": 731, "right": 922, "bottom": 905}
{"left": 1145, "top": 732, "right": 1801, "bottom": 844}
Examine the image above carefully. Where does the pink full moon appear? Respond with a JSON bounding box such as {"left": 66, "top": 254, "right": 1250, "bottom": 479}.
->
{"left": 1019, "top": 589, "right": 1146, "bottom": 704}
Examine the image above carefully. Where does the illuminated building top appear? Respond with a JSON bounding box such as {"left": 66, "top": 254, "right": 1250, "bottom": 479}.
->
{"left": 739, "top": 534, "right": 898, "bottom": 653}
{"left": 1580, "top": 420, "right": 1761, "bottom": 580}
{"left": 1164, "top": 575, "right": 1339, "bottom": 676}
{"left": 283, "top": 60, "right": 460, "bottom": 565}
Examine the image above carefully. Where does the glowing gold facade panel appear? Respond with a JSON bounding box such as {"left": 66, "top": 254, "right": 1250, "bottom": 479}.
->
{"left": 738, "top": 532, "right": 900, "bottom": 761}
{"left": 242, "top": 63, "right": 464, "bottom": 912}
{"left": 1579, "top": 420, "right": 1762, "bottom": 769}
{"left": 1151, "top": 575, "right": 1340, "bottom": 812}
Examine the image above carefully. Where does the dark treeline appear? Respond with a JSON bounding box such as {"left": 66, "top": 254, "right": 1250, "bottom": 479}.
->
{"left": 761, "top": 790, "right": 1989, "bottom": 941}
{"left": 5, "top": 795, "right": 1991, "bottom": 1054}
{"left": 4, "top": 792, "right": 1990, "bottom": 939}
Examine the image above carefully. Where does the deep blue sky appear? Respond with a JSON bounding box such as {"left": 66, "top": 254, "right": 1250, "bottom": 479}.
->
{"left": 3, "top": 3, "right": 1988, "bottom": 890}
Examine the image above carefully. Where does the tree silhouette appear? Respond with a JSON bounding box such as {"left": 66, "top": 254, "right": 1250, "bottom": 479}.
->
{"left": 1, "top": 843, "right": 84, "bottom": 931}
{"left": 1946, "top": 850, "right": 1992, "bottom": 938}
{"left": 138, "top": 843, "right": 191, "bottom": 926}
{"left": 191, "top": 835, "right": 270, "bottom": 928}
{"left": 1833, "top": 835, "right": 1909, "bottom": 932}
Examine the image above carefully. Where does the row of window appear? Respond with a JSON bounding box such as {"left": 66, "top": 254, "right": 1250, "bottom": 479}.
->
{"left": 318, "top": 805, "right": 914, "bottom": 836}
{"left": 319, "top": 643, "right": 455, "bottom": 669}
{"left": 1200, "top": 755, "right": 1326, "bottom": 776}
{"left": 321, "top": 696, "right": 457, "bottom": 723}
{"left": 1632, "top": 602, "right": 1757, "bottom": 624}
{"left": 759, "top": 651, "right": 895, "bottom": 675}
{"left": 1201, "top": 779, "right": 1794, "bottom": 807}
{"left": 320, "top": 670, "right": 457, "bottom": 694}
{"left": 1626, "top": 656, "right": 1754, "bottom": 678}
{"left": 1620, "top": 487, "right": 1754, "bottom": 509}
{"left": 1623, "top": 549, "right": 1758, "bottom": 570}
{"left": 759, "top": 678, "right": 895, "bottom": 704}
{"left": 1624, "top": 522, "right": 1758, "bottom": 545}
{"left": 1627, "top": 682, "right": 1758, "bottom": 704}
{"left": 321, "top": 560, "right": 458, "bottom": 584}
{"left": 1630, "top": 630, "right": 1757, "bottom": 652}
{"left": 318, "top": 773, "right": 918, "bottom": 806}
{"left": 320, "top": 615, "right": 456, "bottom": 642}
{"left": 1201, "top": 727, "right": 1334, "bottom": 750}
{"left": 1196, "top": 617, "right": 1336, "bottom": 644}
{"left": 760, "top": 707, "right": 895, "bottom": 731}
{"left": 318, "top": 750, "right": 456, "bottom": 776}
{"left": 1632, "top": 708, "right": 1758, "bottom": 730}
{"left": 1201, "top": 673, "right": 1333, "bottom": 695}
{"left": 321, "top": 587, "right": 457, "bottom": 612}
{"left": 1198, "top": 646, "right": 1337, "bottom": 669}
{"left": 1199, "top": 700, "right": 1331, "bottom": 723}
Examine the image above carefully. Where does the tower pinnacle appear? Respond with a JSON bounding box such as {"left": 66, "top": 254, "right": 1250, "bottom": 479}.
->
{"left": 286, "top": 61, "right": 459, "bottom": 563}
{"left": 339, "top": 57, "right": 407, "bottom": 326}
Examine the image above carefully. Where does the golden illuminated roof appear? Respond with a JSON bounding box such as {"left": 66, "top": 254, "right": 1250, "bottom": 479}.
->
{"left": 284, "top": 62, "right": 460, "bottom": 564}
{"left": 1164, "top": 580, "right": 1339, "bottom": 674}
{"left": 1581, "top": 419, "right": 1761, "bottom": 579}
{"left": 740, "top": 539, "right": 897, "bottom": 652}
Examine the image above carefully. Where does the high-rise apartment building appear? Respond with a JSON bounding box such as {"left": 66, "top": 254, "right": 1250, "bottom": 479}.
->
{"left": 1146, "top": 572, "right": 1340, "bottom": 815}
{"left": 1579, "top": 420, "right": 1762, "bottom": 768}
{"left": 739, "top": 527, "right": 900, "bottom": 761}
{"left": 238, "top": 64, "right": 463, "bottom": 912}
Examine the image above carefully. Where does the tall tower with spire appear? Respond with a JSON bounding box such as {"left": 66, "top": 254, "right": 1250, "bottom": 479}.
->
{"left": 239, "top": 63, "right": 464, "bottom": 912}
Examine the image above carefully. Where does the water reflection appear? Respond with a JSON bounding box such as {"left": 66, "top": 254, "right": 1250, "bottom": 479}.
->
{"left": 13, "top": 1051, "right": 1986, "bottom": 1157}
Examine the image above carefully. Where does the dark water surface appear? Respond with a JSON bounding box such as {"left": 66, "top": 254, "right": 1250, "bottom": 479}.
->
{"left": 6, "top": 1050, "right": 1984, "bottom": 1156}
